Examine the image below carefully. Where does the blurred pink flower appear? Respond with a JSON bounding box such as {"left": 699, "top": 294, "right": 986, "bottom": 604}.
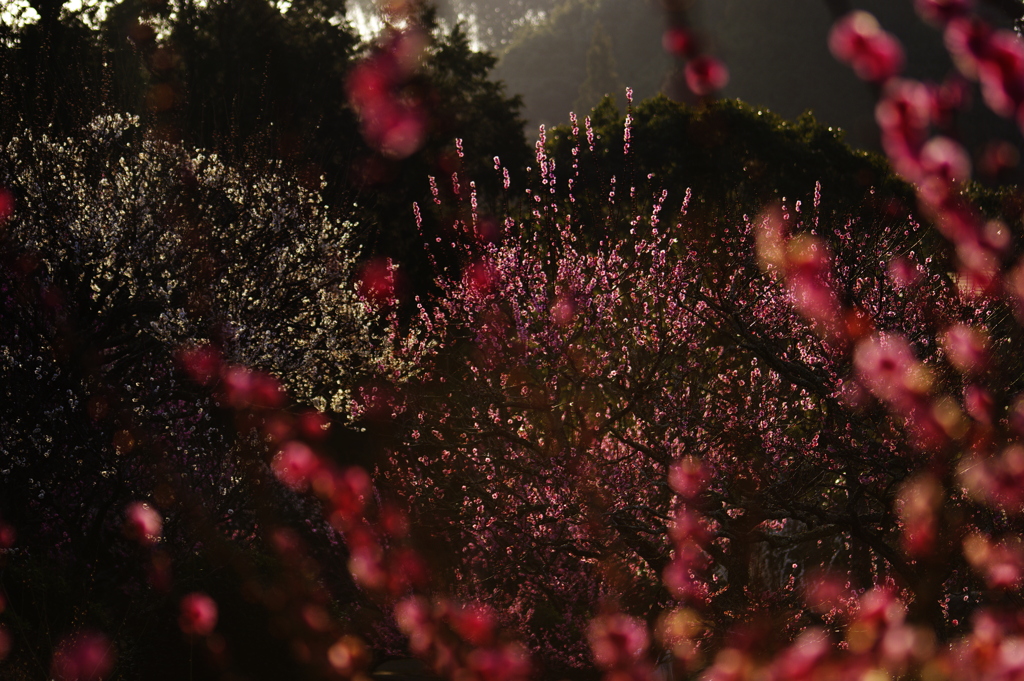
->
{"left": 945, "top": 17, "right": 992, "bottom": 79}
{"left": 684, "top": 56, "right": 729, "bottom": 96}
{"left": 346, "top": 29, "right": 429, "bottom": 159}
{"left": 124, "top": 502, "right": 162, "bottom": 545}
{"left": 395, "top": 596, "right": 434, "bottom": 654}
{"left": 854, "top": 333, "right": 929, "bottom": 404}
{"left": 915, "top": 0, "right": 973, "bottom": 27}
{"left": 976, "top": 31, "right": 1024, "bottom": 117}
{"left": 0, "top": 521, "right": 15, "bottom": 548}
{"left": 771, "top": 628, "right": 830, "bottom": 680}
{"left": 451, "top": 604, "right": 496, "bottom": 646}
{"left": 51, "top": 631, "right": 115, "bottom": 681}
{"left": 298, "top": 410, "right": 331, "bottom": 441}
{"left": 179, "top": 592, "right": 218, "bottom": 636}
{"left": 663, "top": 28, "right": 695, "bottom": 57}
{"left": 941, "top": 323, "right": 988, "bottom": 374}
{"left": 588, "top": 613, "right": 649, "bottom": 669}
{"left": 272, "top": 441, "right": 320, "bottom": 492}
{"left": 965, "top": 384, "right": 994, "bottom": 424}
{"left": 830, "top": 11, "right": 905, "bottom": 82}
{"left": 668, "top": 457, "right": 706, "bottom": 499}
{"left": 177, "top": 344, "right": 220, "bottom": 386}
{"left": 359, "top": 257, "right": 400, "bottom": 306}
{"left": 918, "top": 136, "right": 972, "bottom": 203}
{"left": 887, "top": 256, "right": 923, "bottom": 288}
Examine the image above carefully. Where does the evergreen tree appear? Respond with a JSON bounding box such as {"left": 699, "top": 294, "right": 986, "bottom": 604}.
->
{"left": 573, "top": 20, "right": 625, "bottom": 115}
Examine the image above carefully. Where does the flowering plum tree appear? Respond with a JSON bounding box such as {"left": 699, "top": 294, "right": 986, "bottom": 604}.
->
{"left": 543, "top": 94, "right": 922, "bottom": 247}
{"left": 0, "top": 115, "right": 380, "bottom": 677}
{"left": 364, "top": 126, "right": 1003, "bottom": 673}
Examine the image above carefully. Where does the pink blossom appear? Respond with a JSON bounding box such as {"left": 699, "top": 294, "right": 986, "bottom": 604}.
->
{"left": 358, "top": 257, "right": 401, "bottom": 307}
{"left": 945, "top": 17, "right": 992, "bottom": 79}
{"left": 348, "top": 546, "right": 387, "bottom": 590}
{"left": 378, "top": 110, "right": 427, "bottom": 160}
{"left": 853, "top": 333, "right": 930, "bottom": 405}
{"left": 663, "top": 28, "right": 694, "bottom": 57}
{"left": 976, "top": 31, "right": 1024, "bottom": 118}
{"left": 663, "top": 555, "right": 703, "bottom": 600}
{"left": 771, "top": 628, "right": 830, "bottom": 680}
{"left": 262, "top": 414, "right": 293, "bottom": 443}
{"left": 588, "top": 613, "right": 649, "bottom": 669}
{"left": 0, "top": 521, "right": 15, "bottom": 548}
{"left": 856, "top": 587, "right": 906, "bottom": 626}
{"left": 986, "top": 446, "right": 1024, "bottom": 511}
{"left": 897, "top": 475, "right": 942, "bottom": 556}
{"left": 965, "top": 384, "right": 993, "bottom": 425}
{"left": 223, "top": 366, "right": 283, "bottom": 408}
{"left": 331, "top": 466, "right": 372, "bottom": 520}
{"left": 887, "top": 256, "right": 922, "bottom": 288}
{"left": 272, "top": 441, "right": 320, "bottom": 492}
{"left": 914, "top": 0, "right": 973, "bottom": 27}
{"left": 451, "top": 604, "right": 496, "bottom": 646}
{"left": 346, "top": 29, "right": 428, "bottom": 159}
{"left": 387, "top": 547, "right": 428, "bottom": 593}
{"left": 829, "top": 11, "right": 905, "bottom": 83}
{"left": 964, "top": 534, "right": 1024, "bottom": 589}
{"left": 0, "top": 188, "right": 12, "bottom": 224}
{"left": 395, "top": 596, "right": 434, "bottom": 654}
{"left": 876, "top": 79, "right": 932, "bottom": 179}
{"left": 878, "top": 101, "right": 924, "bottom": 163}
{"left": 701, "top": 648, "right": 752, "bottom": 681}
{"left": 179, "top": 592, "right": 218, "bottom": 636}
{"left": 222, "top": 365, "right": 253, "bottom": 406}
{"left": 379, "top": 503, "right": 410, "bottom": 539}
{"left": 918, "top": 136, "right": 972, "bottom": 203}
{"left": 1010, "top": 395, "right": 1024, "bottom": 436}
{"left": 983, "top": 216, "right": 1012, "bottom": 253}
{"left": 298, "top": 410, "right": 331, "bottom": 441}
{"left": 250, "top": 372, "right": 285, "bottom": 409}
{"left": 51, "top": 631, "right": 115, "bottom": 681}
{"left": 997, "top": 637, "right": 1024, "bottom": 678}
{"left": 177, "top": 344, "right": 221, "bottom": 386}
{"left": 656, "top": 608, "right": 703, "bottom": 667}
{"left": 467, "top": 644, "right": 530, "bottom": 681}
{"left": 788, "top": 268, "right": 843, "bottom": 340}
{"left": 941, "top": 323, "right": 988, "bottom": 374}
{"left": 684, "top": 56, "right": 729, "bottom": 96}
{"left": 879, "top": 623, "right": 923, "bottom": 668}
{"left": 551, "top": 295, "right": 576, "bottom": 326}
{"left": 803, "top": 571, "right": 851, "bottom": 615}
{"left": 931, "top": 76, "right": 971, "bottom": 127}
{"left": 668, "top": 457, "right": 706, "bottom": 499}
{"left": 123, "top": 502, "right": 162, "bottom": 545}
{"left": 327, "top": 635, "right": 369, "bottom": 675}
{"left": 955, "top": 240, "right": 1001, "bottom": 297}
{"left": 754, "top": 204, "right": 789, "bottom": 275}
{"left": 464, "top": 258, "right": 497, "bottom": 295}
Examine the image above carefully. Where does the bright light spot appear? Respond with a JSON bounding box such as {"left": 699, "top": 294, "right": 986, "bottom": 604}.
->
{"left": 346, "top": 1, "right": 385, "bottom": 41}
{"left": 63, "top": 0, "right": 113, "bottom": 28}
{"left": 0, "top": 0, "right": 40, "bottom": 30}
